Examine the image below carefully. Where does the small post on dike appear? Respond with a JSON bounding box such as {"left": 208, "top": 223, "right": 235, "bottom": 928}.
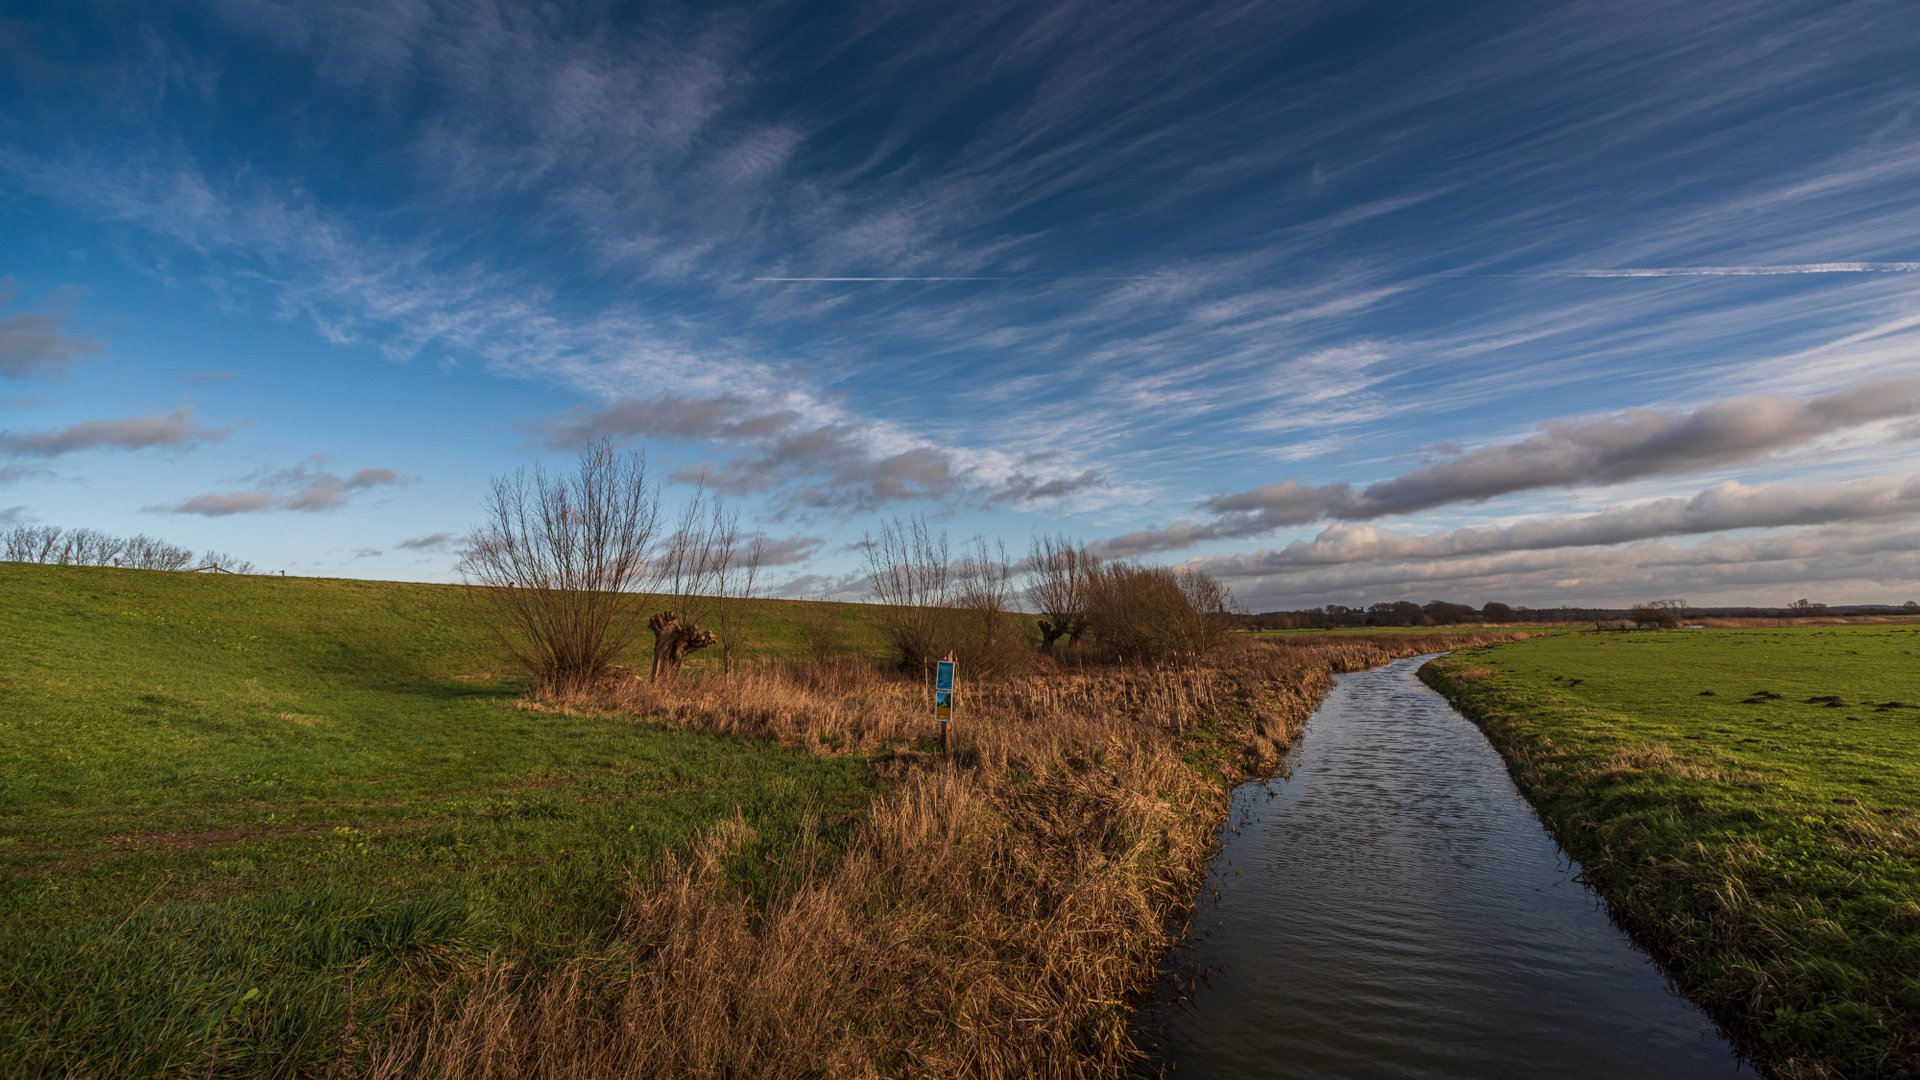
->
{"left": 933, "top": 652, "right": 956, "bottom": 754}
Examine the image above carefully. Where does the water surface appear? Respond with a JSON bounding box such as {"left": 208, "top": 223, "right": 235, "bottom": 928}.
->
{"left": 1149, "top": 655, "right": 1743, "bottom": 1078}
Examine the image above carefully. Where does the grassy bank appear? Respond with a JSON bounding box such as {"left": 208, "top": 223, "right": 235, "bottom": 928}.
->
{"left": 1423, "top": 627, "right": 1920, "bottom": 1078}
{"left": 0, "top": 564, "right": 884, "bottom": 1075}
{"left": 3, "top": 562, "right": 1515, "bottom": 1075}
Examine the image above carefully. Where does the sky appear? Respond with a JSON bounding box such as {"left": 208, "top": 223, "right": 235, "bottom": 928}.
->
{"left": 2, "top": 0, "right": 1918, "bottom": 610}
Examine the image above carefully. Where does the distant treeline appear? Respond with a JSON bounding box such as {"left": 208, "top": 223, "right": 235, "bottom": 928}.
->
{"left": 1244, "top": 598, "right": 1920, "bottom": 629}
{"left": 1, "top": 525, "right": 256, "bottom": 574}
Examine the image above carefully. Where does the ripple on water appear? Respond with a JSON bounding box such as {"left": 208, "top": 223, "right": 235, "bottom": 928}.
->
{"left": 1149, "top": 655, "right": 1745, "bottom": 1079}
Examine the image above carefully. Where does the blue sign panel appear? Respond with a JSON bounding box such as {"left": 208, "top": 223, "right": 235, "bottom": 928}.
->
{"left": 935, "top": 660, "right": 955, "bottom": 692}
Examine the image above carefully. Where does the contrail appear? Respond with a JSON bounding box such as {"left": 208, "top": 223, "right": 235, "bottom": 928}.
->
{"left": 1544, "top": 262, "right": 1920, "bottom": 278}
{"left": 755, "top": 263, "right": 1920, "bottom": 284}
{"left": 751, "top": 275, "right": 1163, "bottom": 283}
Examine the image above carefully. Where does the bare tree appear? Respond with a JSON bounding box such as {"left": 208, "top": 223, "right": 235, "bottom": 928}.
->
{"left": 1631, "top": 597, "right": 1688, "bottom": 628}
{"left": 66, "top": 529, "right": 125, "bottom": 566}
{"left": 3, "top": 525, "right": 61, "bottom": 564}
{"left": 955, "top": 535, "right": 1014, "bottom": 651}
{"left": 646, "top": 484, "right": 732, "bottom": 680}
{"left": 864, "top": 515, "right": 955, "bottom": 669}
{"left": 1175, "top": 566, "right": 1240, "bottom": 655}
{"left": 1026, "top": 534, "right": 1099, "bottom": 652}
{"left": 3, "top": 525, "right": 196, "bottom": 571}
{"left": 461, "top": 440, "right": 663, "bottom": 693}
{"left": 712, "top": 528, "right": 766, "bottom": 677}
{"left": 194, "top": 550, "right": 258, "bottom": 574}
{"left": 125, "top": 534, "right": 194, "bottom": 570}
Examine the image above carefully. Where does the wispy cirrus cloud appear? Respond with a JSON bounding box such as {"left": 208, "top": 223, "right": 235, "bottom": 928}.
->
{"left": 539, "top": 393, "right": 1107, "bottom": 513}
{"left": 7, "top": 1, "right": 1920, "bottom": 599}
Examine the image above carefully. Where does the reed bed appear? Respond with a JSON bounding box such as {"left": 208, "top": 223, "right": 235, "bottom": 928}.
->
{"left": 370, "top": 631, "right": 1516, "bottom": 1078}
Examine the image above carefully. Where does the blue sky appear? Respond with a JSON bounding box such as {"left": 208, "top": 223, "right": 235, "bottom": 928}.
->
{"left": 3, "top": 0, "right": 1918, "bottom": 608}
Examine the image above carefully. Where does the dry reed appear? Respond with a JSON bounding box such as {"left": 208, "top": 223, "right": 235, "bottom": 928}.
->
{"left": 369, "top": 631, "right": 1518, "bottom": 1078}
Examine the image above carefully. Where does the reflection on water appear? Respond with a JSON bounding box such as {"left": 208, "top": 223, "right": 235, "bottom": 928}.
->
{"left": 1147, "top": 655, "right": 1744, "bottom": 1078}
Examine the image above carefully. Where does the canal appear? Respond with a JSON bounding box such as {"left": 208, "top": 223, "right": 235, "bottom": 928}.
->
{"left": 1148, "top": 654, "right": 1744, "bottom": 1077}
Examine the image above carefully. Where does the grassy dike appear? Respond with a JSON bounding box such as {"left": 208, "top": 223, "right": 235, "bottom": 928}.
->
{"left": 0, "top": 564, "right": 887, "bottom": 1075}
{"left": 1422, "top": 628, "right": 1920, "bottom": 1079}
{"left": 3, "top": 562, "right": 1516, "bottom": 1076}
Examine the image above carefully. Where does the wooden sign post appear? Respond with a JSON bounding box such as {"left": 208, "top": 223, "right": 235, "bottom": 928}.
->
{"left": 933, "top": 654, "right": 956, "bottom": 753}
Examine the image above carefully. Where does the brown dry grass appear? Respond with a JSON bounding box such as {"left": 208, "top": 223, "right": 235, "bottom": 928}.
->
{"left": 368, "top": 631, "right": 1518, "bottom": 1079}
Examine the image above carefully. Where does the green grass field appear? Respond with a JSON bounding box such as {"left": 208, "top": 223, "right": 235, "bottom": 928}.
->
{"left": 1424, "top": 626, "right": 1920, "bottom": 1077}
{"left": 0, "top": 564, "right": 889, "bottom": 1075}
{"left": 1250, "top": 623, "right": 1560, "bottom": 636}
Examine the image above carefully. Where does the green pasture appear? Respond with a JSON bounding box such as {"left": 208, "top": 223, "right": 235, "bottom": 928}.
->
{"left": 1425, "top": 626, "right": 1920, "bottom": 1077}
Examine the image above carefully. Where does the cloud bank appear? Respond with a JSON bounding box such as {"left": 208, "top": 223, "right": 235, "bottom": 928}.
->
{"left": 1199, "top": 474, "right": 1920, "bottom": 573}
{"left": 1099, "top": 379, "right": 1920, "bottom": 556}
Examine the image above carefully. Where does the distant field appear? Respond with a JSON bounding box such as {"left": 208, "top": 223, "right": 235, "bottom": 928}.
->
{"left": 0, "top": 564, "right": 887, "bottom": 1074}
{"left": 1424, "top": 627, "right": 1920, "bottom": 1077}
{"left": 1251, "top": 623, "right": 1561, "bottom": 636}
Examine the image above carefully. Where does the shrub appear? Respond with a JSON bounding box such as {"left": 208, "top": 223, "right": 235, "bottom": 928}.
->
{"left": 1085, "top": 562, "right": 1238, "bottom": 666}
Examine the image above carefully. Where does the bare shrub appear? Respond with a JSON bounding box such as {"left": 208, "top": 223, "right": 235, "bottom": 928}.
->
{"left": 1026, "top": 533, "right": 1099, "bottom": 652}
{"left": 460, "top": 440, "right": 663, "bottom": 694}
{"left": 1086, "top": 562, "right": 1239, "bottom": 665}
{"left": 64, "top": 528, "right": 124, "bottom": 565}
{"left": 954, "top": 536, "right": 1013, "bottom": 650}
{"left": 1631, "top": 598, "right": 1687, "bottom": 628}
{"left": 864, "top": 515, "right": 956, "bottom": 670}
{"left": 123, "top": 534, "right": 194, "bottom": 570}
{"left": 2, "top": 525, "right": 59, "bottom": 563}
{"left": 194, "top": 550, "right": 257, "bottom": 574}
{"left": 711, "top": 533, "right": 765, "bottom": 677}
{"left": 2, "top": 524, "right": 202, "bottom": 571}
{"left": 865, "top": 519, "right": 1033, "bottom": 675}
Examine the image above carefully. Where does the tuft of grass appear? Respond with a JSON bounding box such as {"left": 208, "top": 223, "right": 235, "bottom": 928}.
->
{"left": 1424, "top": 626, "right": 1920, "bottom": 1078}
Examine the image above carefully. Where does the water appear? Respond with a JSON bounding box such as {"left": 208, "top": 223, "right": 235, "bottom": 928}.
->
{"left": 1148, "top": 655, "right": 1744, "bottom": 1078}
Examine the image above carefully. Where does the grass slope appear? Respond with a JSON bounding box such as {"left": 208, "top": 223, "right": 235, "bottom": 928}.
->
{"left": 1424, "top": 627, "right": 1920, "bottom": 1078}
{"left": 0, "top": 564, "right": 884, "bottom": 1075}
